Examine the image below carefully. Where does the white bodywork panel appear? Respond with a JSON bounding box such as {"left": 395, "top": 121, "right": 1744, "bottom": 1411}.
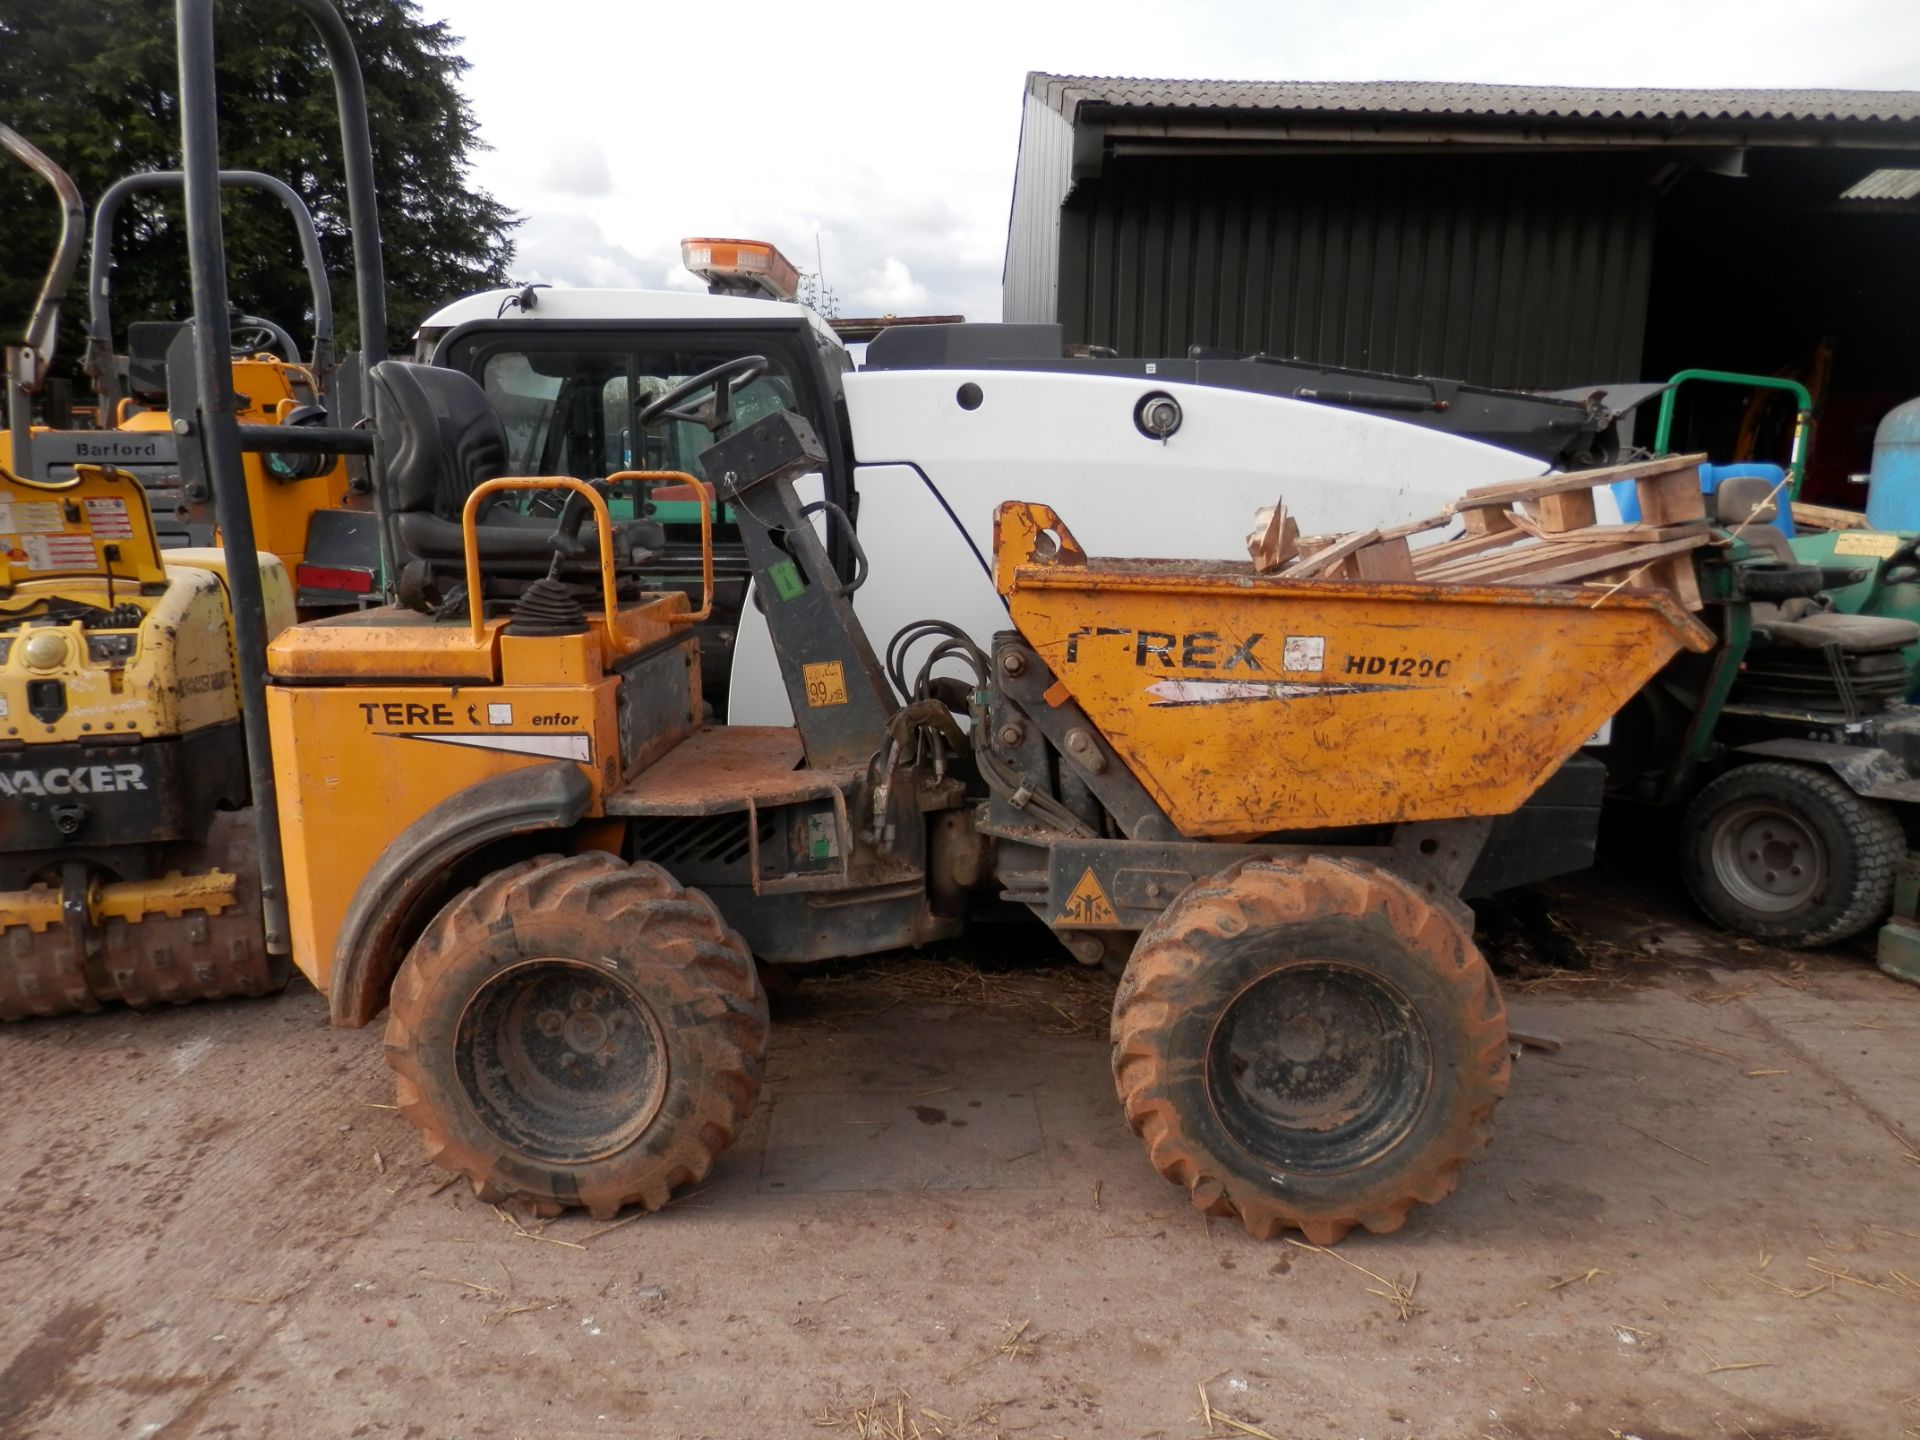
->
{"left": 726, "top": 368, "right": 1563, "bottom": 725}
{"left": 413, "top": 287, "right": 845, "bottom": 360}
{"left": 417, "top": 287, "right": 822, "bottom": 330}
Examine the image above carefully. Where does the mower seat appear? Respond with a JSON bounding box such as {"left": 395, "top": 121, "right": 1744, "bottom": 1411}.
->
{"left": 1752, "top": 607, "right": 1920, "bottom": 652}
{"left": 1712, "top": 477, "right": 1797, "bottom": 565}
{"left": 370, "top": 361, "right": 664, "bottom": 578}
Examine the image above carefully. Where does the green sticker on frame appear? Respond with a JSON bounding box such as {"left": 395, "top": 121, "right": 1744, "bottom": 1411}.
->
{"left": 767, "top": 558, "right": 806, "bottom": 601}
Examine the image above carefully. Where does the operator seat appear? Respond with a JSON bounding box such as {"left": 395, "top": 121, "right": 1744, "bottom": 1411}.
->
{"left": 126, "top": 321, "right": 187, "bottom": 403}
{"left": 1714, "top": 476, "right": 1920, "bottom": 709}
{"left": 370, "top": 361, "right": 664, "bottom": 603}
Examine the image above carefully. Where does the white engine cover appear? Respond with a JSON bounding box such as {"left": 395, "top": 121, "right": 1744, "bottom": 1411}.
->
{"left": 725, "top": 368, "right": 1555, "bottom": 725}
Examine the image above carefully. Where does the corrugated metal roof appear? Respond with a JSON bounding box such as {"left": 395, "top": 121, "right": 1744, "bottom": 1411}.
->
{"left": 1841, "top": 167, "right": 1920, "bottom": 199}
{"left": 1028, "top": 74, "right": 1920, "bottom": 126}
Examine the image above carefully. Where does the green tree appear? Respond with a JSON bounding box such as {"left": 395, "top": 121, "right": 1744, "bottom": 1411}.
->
{"left": 0, "top": 0, "right": 517, "bottom": 382}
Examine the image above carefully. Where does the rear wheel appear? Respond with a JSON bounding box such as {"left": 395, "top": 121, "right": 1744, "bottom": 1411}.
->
{"left": 1681, "top": 761, "right": 1902, "bottom": 947}
{"left": 1111, "top": 856, "right": 1508, "bottom": 1243}
{"left": 386, "top": 851, "right": 766, "bottom": 1219}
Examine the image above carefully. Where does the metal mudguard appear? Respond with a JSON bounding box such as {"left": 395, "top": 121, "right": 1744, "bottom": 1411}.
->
{"left": 1735, "top": 706, "right": 1920, "bottom": 803}
{"left": 327, "top": 761, "right": 593, "bottom": 1027}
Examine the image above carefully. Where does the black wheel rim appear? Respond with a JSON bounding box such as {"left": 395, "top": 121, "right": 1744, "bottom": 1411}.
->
{"left": 455, "top": 959, "right": 668, "bottom": 1164}
{"left": 1205, "top": 960, "right": 1432, "bottom": 1176}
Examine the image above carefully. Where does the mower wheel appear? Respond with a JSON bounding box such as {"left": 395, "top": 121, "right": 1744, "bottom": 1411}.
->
{"left": 1682, "top": 762, "right": 1903, "bottom": 947}
{"left": 1111, "top": 856, "right": 1508, "bottom": 1244}
{"left": 386, "top": 851, "right": 766, "bottom": 1219}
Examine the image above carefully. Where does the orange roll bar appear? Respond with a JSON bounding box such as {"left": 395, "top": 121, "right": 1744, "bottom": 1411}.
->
{"left": 605, "top": 470, "right": 716, "bottom": 625}
{"left": 459, "top": 476, "right": 624, "bottom": 648}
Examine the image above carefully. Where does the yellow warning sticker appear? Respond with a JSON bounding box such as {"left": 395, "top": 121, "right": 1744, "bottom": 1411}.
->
{"left": 802, "top": 660, "right": 848, "bottom": 708}
{"left": 1833, "top": 530, "right": 1901, "bottom": 558}
{"left": 1054, "top": 867, "right": 1117, "bottom": 927}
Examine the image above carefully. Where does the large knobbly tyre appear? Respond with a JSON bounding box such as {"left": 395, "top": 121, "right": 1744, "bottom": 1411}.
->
{"left": 386, "top": 852, "right": 767, "bottom": 1220}
{"left": 1111, "top": 856, "right": 1509, "bottom": 1244}
{"left": 1681, "top": 761, "right": 1903, "bottom": 948}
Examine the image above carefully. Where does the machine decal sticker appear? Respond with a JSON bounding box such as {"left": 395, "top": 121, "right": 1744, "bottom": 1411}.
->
{"left": 487, "top": 702, "right": 514, "bottom": 725}
{"left": 1054, "top": 868, "right": 1117, "bottom": 927}
{"left": 1065, "top": 625, "right": 1265, "bottom": 670}
{"left": 804, "top": 812, "right": 840, "bottom": 860}
{"left": 0, "top": 764, "right": 147, "bottom": 797}
{"left": 1146, "top": 678, "right": 1414, "bottom": 707}
{"left": 360, "top": 701, "right": 455, "bottom": 726}
{"left": 1833, "top": 531, "right": 1901, "bottom": 558}
{"left": 391, "top": 731, "right": 593, "bottom": 764}
{"left": 84, "top": 497, "right": 134, "bottom": 539}
{"left": 1343, "top": 654, "right": 1453, "bottom": 678}
{"left": 802, "top": 661, "right": 848, "bottom": 707}
{"left": 21, "top": 533, "right": 97, "bottom": 570}
{"left": 1282, "top": 635, "right": 1325, "bottom": 671}
{"left": 0, "top": 500, "right": 64, "bottom": 533}
{"left": 176, "top": 671, "right": 232, "bottom": 697}
{"left": 766, "top": 559, "right": 806, "bottom": 601}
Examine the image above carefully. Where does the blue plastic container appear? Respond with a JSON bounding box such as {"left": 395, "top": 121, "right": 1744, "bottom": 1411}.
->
{"left": 1866, "top": 396, "right": 1920, "bottom": 532}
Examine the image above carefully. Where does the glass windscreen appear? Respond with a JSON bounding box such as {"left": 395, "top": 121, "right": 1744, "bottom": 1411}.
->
{"left": 478, "top": 347, "right": 800, "bottom": 484}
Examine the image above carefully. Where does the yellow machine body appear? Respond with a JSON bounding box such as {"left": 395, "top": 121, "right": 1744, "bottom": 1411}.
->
{"left": 219, "top": 355, "right": 359, "bottom": 571}
{"left": 265, "top": 593, "right": 700, "bottom": 998}
{"left": 0, "top": 463, "right": 295, "bottom": 1018}
{"left": 0, "top": 355, "right": 359, "bottom": 578}
{"left": 993, "top": 502, "right": 1716, "bottom": 838}
{"left": 0, "top": 465, "right": 293, "bottom": 745}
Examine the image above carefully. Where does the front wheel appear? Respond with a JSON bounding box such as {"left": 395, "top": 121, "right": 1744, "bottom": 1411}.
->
{"left": 385, "top": 852, "right": 767, "bottom": 1219}
{"left": 1111, "top": 856, "right": 1508, "bottom": 1244}
{"left": 1681, "top": 761, "right": 1903, "bottom": 947}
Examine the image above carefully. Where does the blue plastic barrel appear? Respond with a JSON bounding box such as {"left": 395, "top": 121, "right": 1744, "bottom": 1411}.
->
{"left": 1866, "top": 396, "right": 1920, "bottom": 532}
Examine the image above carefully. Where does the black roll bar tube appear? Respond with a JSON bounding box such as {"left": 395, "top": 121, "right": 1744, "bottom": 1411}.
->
{"left": 2, "top": 125, "right": 86, "bottom": 474}
{"left": 177, "top": 0, "right": 390, "bottom": 958}
{"left": 84, "top": 169, "right": 337, "bottom": 415}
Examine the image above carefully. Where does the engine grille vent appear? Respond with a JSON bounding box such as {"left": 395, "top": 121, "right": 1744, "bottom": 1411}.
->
{"left": 628, "top": 812, "right": 776, "bottom": 870}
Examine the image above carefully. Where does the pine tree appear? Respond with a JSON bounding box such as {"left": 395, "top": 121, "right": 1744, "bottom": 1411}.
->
{"left": 0, "top": 0, "right": 517, "bottom": 377}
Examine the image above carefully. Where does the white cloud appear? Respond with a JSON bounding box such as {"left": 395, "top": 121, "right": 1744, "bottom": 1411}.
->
{"left": 848, "top": 258, "right": 932, "bottom": 316}
{"left": 509, "top": 212, "right": 664, "bottom": 289}
{"left": 430, "top": 0, "right": 1920, "bottom": 322}
{"left": 525, "top": 140, "right": 613, "bottom": 199}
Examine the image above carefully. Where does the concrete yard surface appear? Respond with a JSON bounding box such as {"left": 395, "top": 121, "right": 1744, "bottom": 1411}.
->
{"left": 0, "top": 912, "right": 1917, "bottom": 1439}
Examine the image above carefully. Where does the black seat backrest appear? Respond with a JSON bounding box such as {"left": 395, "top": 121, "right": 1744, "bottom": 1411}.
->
{"left": 371, "top": 361, "right": 508, "bottom": 516}
{"left": 1714, "top": 475, "right": 1779, "bottom": 527}
{"left": 1712, "top": 476, "right": 1796, "bottom": 566}
{"left": 127, "top": 321, "right": 188, "bottom": 400}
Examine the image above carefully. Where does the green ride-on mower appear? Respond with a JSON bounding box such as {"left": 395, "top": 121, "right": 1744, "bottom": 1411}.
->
{"left": 1602, "top": 473, "right": 1920, "bottom": 978}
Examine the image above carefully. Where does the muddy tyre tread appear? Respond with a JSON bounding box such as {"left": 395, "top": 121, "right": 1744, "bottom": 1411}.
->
{"left": 386, "top": 851, "right": 766, "bottom": 1220}
{"left": 1111, "top": 855, "right": 1509, "bottom": 1244}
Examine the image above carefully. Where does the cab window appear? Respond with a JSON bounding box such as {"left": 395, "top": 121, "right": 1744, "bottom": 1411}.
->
{"left": 477, "top": 347, "right": 800, "bottom": 484}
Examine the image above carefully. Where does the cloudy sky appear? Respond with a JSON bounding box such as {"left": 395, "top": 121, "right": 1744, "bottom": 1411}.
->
{"left": 441, "top": 0, "right": 1920, "bottom": 321}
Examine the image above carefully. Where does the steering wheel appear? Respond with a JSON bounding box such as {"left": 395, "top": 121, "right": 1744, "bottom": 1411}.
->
{"left": 229, "top": 313, "right": 301, "bottom": 363}
{"left": 635, "top": 355, "right": 769, "bottom": 436}
{"left": 544, "top": 355, "right": 770, "bottom": 563}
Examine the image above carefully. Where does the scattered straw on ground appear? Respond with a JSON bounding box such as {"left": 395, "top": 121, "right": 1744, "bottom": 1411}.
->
{"left": 1285, "top": 1237, "right": 1422, "bottom": 1320}
{"left": 995, "top": 1316, "right": 1039, "bottom": 1359}
{"left": 812, "top": 1388, "right": 933, "bottom": 1439}
{"left": 810, "top": 1387, "right": 1007, "bottom": 1439}
{"left": 1198, "top": 1371, "right": 1283, "bottom": 1439}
